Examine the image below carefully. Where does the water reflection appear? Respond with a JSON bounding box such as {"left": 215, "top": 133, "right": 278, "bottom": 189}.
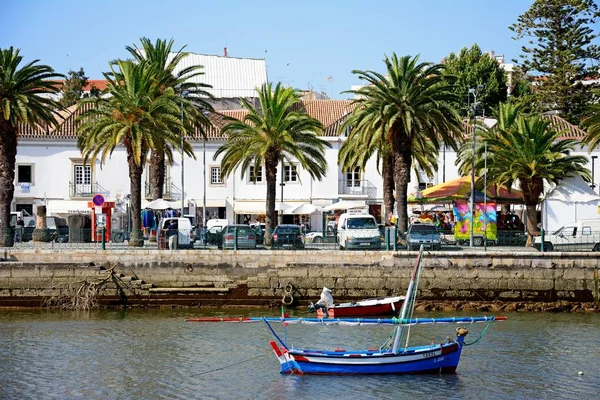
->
{"left": 0, "top": 309, "right": 598, "bottom": 400}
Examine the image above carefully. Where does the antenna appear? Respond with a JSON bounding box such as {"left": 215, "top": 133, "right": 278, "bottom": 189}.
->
{"left": 325, "top": 75, "right": 333, "bottom": 99}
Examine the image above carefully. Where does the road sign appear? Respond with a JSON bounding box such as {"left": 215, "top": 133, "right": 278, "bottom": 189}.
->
{"left": 92, "top": 194, "right": 105, "bottom": 207}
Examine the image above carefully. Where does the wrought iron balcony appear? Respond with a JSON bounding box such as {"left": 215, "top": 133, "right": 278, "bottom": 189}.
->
{"left": 145, "top": 178, "right": 181, "bottom": 200}
{"left": 69, "top": 182, "right": 108, "bottom": 198}
{"left": 338, "top": 180, "right": 377, "bottom": 198}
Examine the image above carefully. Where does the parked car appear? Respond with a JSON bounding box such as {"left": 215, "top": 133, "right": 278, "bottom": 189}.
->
{"left": 18, "top": 216, "right": 69, "bottom": 242}
{"left": 272, "top": 224, "right": 304, "bottom": 249}
{"left": 220, "top": 224, "right": 257, "bottom": 250}
{"left": 305, "top": 221, "right": 338, "bottom": 244}
{"left": 406, "top": 222, "right": 441, "bottom": 250}
{"left": 158, "top": 217, "right": 194, "bottom": 249}
{"left": 200, "top": 219, "right": 229, "bottom": 246}
{"left": 337, "top": 213, "right": 381, "bottom": 250}
{"left": 533, "top": 219, "right": 600, "bottom": 251}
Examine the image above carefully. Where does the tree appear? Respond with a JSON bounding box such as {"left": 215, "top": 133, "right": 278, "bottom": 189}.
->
{"left": 215, "top": 82, "right": 329, "bottom": 246}
{"left": 125, "top": 37, "right": 214, "bottom": 200}
{"left": 442, "top": 44, "right": 508, "bottom": 117}
{"left": 582, "top": 90, "right": 600, "bottom": 149}
{"left": 510, "top": 0, "right": 600, "bottom": 123}
{"left": 345, "top": 54, "right": 463, "bottom": 232}
{"left": 456, "top": 103, "right": 590, "bottom": 244}
{"left": 60, "top": 68, "right": 90, "bottom": 108}
{"left": 77, "top": 60, "right": 186, "bottom": 247}
{"left": 339, "top": 116, "right": 440, "bottom": 222}
{"left": 0, "top": 47, "right": 63, "bottom": 246}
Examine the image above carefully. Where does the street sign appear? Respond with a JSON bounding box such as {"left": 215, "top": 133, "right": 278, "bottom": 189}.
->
{"left": 92, "top": 194, "right": 105, "bottom": 207}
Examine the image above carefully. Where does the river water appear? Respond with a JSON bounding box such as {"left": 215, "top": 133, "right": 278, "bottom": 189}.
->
{"left": 0, "top": 308, "right": 598, "bottom": 400}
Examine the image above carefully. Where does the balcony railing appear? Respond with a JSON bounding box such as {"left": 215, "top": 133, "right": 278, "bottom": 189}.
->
{"left": 69, "top": 182, "right": 108, "bottom": 198}
{"left": 338, "top": 180, "right": 377, "bottom": 198}
{"left": 145, "top": 178, "right": 181, "bottom": 200}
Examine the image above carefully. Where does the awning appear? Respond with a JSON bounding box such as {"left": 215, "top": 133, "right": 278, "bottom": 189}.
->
{"left": 233, "top": 200, "right": 306, "bottom": 214}
{"left": 195, "top": 199, "right": 227, "bottom": 208}
{"left": 46, "top": 200, "right": 92, "bottom": 216}
{"left": 323, "top": 200, "right": 367, "bottom": 211}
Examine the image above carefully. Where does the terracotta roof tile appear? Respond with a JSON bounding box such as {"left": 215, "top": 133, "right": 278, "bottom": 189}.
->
{"left": 462, "top": 114, "right": 586, "bottom": 141}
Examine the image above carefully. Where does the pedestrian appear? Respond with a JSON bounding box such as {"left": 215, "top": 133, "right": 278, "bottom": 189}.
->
{"left": 15, "top": 216, "right": 25, "bottom": 243}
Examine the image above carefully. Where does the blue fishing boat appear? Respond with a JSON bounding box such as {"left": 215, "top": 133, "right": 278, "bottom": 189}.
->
{"left": 187, "top": 245, "right": 506, "bottom": 375}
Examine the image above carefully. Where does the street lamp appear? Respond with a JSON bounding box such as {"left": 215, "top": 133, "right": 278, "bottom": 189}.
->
{"left": 180, "top": 90, "right": 189, "bottom": 217}
{"left": 279, "top": 158, "right": 285, "bottom": 226}
{"left": 469, "top": 85, "right": 484, "bottom": 247}
{"left": 591, "top": 156, "right": 597, "bottom": 192}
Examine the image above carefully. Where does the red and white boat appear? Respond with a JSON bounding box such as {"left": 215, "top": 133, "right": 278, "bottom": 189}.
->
{"left": 316, "top": 296, "right": 405, "bottom": 318}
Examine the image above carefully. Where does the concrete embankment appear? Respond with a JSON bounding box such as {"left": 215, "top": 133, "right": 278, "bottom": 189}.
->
{"left": 0, "top": 248, "right": 599, "bottom": 310}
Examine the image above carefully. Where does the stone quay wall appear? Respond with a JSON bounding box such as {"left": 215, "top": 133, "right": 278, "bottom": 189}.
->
{"left": 0, "top": 248, "right": 599, "bottom": 307}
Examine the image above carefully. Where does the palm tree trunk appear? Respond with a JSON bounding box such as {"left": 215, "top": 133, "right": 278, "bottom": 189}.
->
{"left": 382, "top": 152, "right": 395, "bottom": 220}
{"left": 521, "top": 178, "right": 543, "bottom": 246}
{"left": 265, "top": 154, "right": 278, "bottom": 247}
{"left": 393, "top": 145, "right": 412, "bottom": 233}
{"left": 150, "top": 149, "right": 165, "bottom": 200}
{"left": 524, "top": 204, "right": 539, "bottom": 246}
{"left": 128, "top": 153, "right": 145, "bottom": 247}
{"left": 0, "top": 122, "right": 17, "bottom": 247}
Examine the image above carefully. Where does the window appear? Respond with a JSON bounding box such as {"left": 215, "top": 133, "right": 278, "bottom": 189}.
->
{"left": 582, "top": 226, "right": 592, "bottom": 236}
{"left": 346, "top": 167, "right": 361, "bottom": 187}
{"left": 249, "top": 166, "right": 263, "bottom": 183}
{"left": 418, "top": 182, "right": 434, "bottom": 190}
{"left": 17, "top": 165, "right": 33, "bottom": 184}
{"left": 284, "top": 164, "right": 298, "bottom": 182}
{"left": 211, "top": 166, "right": 223, "bottom": 185}
{"left": 73, "top": 164, "right": 92, "bottom": 195}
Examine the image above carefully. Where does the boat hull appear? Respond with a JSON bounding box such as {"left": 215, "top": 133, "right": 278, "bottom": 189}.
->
{"left": 316, "top": 296, "right": 404, "bottom": 318}
{"left": 270, "top": 338, "right": 464, "bottom": 375}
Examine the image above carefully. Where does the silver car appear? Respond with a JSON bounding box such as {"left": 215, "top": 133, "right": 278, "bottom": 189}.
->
{"left": 407, "top": 222, "right": 441, "bottom": 250}
{"left": 220, "top": 224, "right": 257, "bottom": 250}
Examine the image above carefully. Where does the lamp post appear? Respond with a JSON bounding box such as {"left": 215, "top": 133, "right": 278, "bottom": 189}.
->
{"left": 591, "top": 156, "right": 597, "bottom": 193}
{"left": 469, "top": 85, "right": 483, "bottom": 247}
{"left": 279, "top": 158, "right": 285, "bottom": 226}
{"left": 203, "top": 134, "right": 206, "bottom": 230}
{"left": 180, "top": 90, "right": 189, "bottom": 217}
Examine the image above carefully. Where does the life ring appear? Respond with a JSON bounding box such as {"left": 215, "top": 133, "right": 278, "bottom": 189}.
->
{"left": 282, "top": 294, "right": 294, "bottom": 305}
{"left": 284, "top": 282, "right": 294, "bottom": 294}
{"left": 186, "top": 265, "right": 194, "bottom": 272}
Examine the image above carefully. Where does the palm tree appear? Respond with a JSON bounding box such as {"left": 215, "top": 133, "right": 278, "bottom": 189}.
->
{"left": 345, "top": 54, "right": 462, "bottom": 231}
{"left": 0, "top": 47, "right": 63, "bottom": 246}
{"left": 339, "top": 116, "right": 441, "bottom": 222}
{"left": 215, "top": 82, "right": 330, "bottom": 246}
{"left": 125, "top": 37, "right": 214, "bottom": 200}
{"left": 77, "top": 60, "right": 185, "bottom": 246}
{"left": 457, "top": 103, "right": 590, "bottom": 243}
{"left": 582, "top": 92, "right": 600, "bottom": 150}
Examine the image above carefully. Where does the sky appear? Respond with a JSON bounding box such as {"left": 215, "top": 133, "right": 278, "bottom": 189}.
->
{"left": 1, "top": 0, "right": 533, "bottom": 99}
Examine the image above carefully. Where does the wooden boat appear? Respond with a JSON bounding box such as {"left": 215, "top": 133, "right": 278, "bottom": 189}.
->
{"left": 186, "top": 245, "right": 506, "bottom": 375}
{"left": 315, "top": 296, "right": 405, "bottom": 318}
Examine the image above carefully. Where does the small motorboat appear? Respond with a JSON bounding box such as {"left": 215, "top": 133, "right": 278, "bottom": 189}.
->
{"left": 308, "top": 288, "right": 405, "bottom": 318}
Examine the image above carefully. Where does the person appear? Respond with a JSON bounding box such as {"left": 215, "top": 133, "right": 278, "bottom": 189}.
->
{"left": 15, "top": 217, "right": 25, "bottom": 243}
{"left": 307, "top": 287, "right": 334, "bottom": 317}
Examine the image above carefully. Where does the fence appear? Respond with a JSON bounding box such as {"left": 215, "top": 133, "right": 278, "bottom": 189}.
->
{"left": 0, "top": 227, "right": 575, "bottom": 252}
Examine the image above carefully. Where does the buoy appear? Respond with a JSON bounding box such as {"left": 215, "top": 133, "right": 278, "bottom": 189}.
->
{"left": 578, "top": 371, "right": 583, "bottom": 376}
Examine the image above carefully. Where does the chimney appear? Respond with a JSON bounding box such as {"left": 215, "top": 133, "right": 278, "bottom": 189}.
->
{"left": 224, "top": 47, "right": 228, "bottom": 57}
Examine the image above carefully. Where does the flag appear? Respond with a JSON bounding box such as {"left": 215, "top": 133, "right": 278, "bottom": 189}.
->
{"left": 281, "top": 306, "right": 289, "bottom": 327}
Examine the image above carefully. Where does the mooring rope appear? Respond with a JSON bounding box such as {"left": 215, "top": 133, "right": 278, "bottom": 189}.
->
{"left": 463, "top": 319, "right": 494, "bottom": 346}
{"left": 190, "top": 353, "right": 266, "bottom": 377}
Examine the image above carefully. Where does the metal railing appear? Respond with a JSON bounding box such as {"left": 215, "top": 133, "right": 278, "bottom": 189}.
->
{"left": 338, "top": 180, "right": 377, "bottom": 197}
{"left": 4, "top": 227, "right": 590, "bottom": 252}
{"left": 144, "top": 178, "right": 181, "bottom": 200}
{"left": 69, "top": 182, "right": 108, "bottom": 198}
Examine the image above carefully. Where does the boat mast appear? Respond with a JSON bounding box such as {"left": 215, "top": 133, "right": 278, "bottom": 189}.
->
{"left": 392, "top": 245, "right": 423, "bottom": 353}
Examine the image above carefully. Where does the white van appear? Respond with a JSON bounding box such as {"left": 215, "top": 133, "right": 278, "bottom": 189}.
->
{"left": 158, "top": 217, "right": 194, "bottom": 249}
{"left": 534, "top": 219, "right": 600, "bottom": 251}
{"left": 337, "top": 213, "right": 381, "bottom": 250}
